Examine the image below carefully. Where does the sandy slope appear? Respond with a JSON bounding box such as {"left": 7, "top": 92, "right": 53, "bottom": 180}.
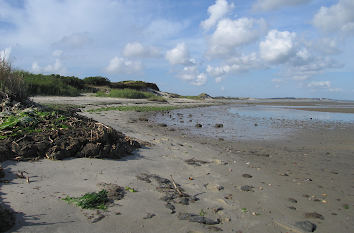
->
{"left": 1, "top": 97, "right": 354, "bottom": 233}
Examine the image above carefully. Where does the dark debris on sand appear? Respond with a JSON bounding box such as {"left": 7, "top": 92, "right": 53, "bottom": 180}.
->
{"left": 0, "top": 95, "right": 140, "bottom": 162}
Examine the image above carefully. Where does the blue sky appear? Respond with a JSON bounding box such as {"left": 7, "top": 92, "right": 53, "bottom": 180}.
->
{"left": 1, "top": 0, "right": 354, "bottom": 99}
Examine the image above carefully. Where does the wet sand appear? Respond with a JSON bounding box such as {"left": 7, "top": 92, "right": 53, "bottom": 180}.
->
{"left": 1, "top": 97, "right": 354, "bottom": 233}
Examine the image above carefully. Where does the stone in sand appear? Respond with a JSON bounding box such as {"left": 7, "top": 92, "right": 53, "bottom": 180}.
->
{"left": 214, "top": 124, "right": 223, "bottom": 128}
{"left": 143, "top": 213, "right": 156, "bottom": 219}
{"left": 240, "top": 185, "right": 254, "bottom": 192}
{"left": 195, "top": 123, "right": 202, "bottom": 128}
{"left": 242, "top": 174, "right": 252, "bottom": 178}
{"left": 177, "top": 213, "right": 220, "bottom": 225}
{"left": 165, "top": 202, "right": 176, "bottom": 214}
{"left": 288, "top": 198, "right": 298, "bottom": 203}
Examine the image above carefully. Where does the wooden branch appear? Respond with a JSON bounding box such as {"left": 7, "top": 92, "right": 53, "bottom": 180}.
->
{"left": 170, "top": 175, "right": 184, "bottom": 196}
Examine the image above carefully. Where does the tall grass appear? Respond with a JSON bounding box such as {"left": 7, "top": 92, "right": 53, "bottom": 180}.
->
{"left": 0, "top": 58, "right": 28, "bottom": 101}
{"left": 96, "top": 88, "right": 156, "bottom": 99}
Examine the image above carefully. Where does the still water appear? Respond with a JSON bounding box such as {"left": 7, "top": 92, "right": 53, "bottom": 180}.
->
{"left": 151, "top": 104, "right": 354, "bottom": 141}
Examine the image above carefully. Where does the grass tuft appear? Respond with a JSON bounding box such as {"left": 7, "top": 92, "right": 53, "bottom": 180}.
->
{"left": 62, "top": 189, "right": 109, "bottom": 210}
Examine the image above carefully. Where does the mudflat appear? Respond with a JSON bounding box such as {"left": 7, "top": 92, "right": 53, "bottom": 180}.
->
{"left": 1, "top": 97, "right": 353, "bottom": 233}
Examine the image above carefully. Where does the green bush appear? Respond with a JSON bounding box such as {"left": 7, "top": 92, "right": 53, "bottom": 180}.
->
{"left": 62, "top": 190, "right": 109, "bottom": 210}
{"left": 96, "top": 88, "right": 156, "bottom": 99}
{"left": 22, "top": 72, "right": 82, "bottom": 96}
{"left": 0, "top": 58, "right": 28, "bottom": 101}
{"left": 83, "top": 76, "right": 110, "bottom": 86}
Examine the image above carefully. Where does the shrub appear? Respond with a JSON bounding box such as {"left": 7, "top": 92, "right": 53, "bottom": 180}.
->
{"left": 96, "top": 88, "right": 156, "bottom": 99}
{"left": 83, "top": 76, "right": 110, "bottom": 86}
{"left": 0, "top": 58, "right": 28, "bottom": 101}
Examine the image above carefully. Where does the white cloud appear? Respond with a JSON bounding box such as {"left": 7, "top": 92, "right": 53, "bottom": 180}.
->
{"left": 52, "top": 50, "right": 63, "bottom": 57}
{"left": 207, "top": 53, "right": 260, "bottom": 78}
{"left": 260, "top": 30, "right": 296, "bottom": 64}
{"left": 208, "top": 18, "right": 267, "bottom": 58}
{"left": 311, "top": 38, "right": 341, "bottom": 55}
{"left": 307, "top": 81, "right": 331, "bottom": 88}
{"left": 201, "top": 0, "right": 235, "bottom": 30}
{"left": 177, "top": 65, "right": 207, "bottom": 86}
{"left": 52, "top": 32, "right": 91, "bottom": 49}
{"left": 123, "top": 42, "right": 160, "bottom": 58}
{"left": 0, "top": 47, "right": 11, "bottom": 61}
{"left": 253, "top": 0, "right": 311, "bottom": 11}
{"left": 313, "top": 0, "right": 354, "bottom": 34}
{"left": 215, "top": 77, "right": 223, "bottom": 83}
{"left": 105, "top": 56, "right": 142, "bottom": 74}
{"left": 31, "top": 59, "right": 65, "bottom": 74}
{"left": 165, "top": 43, "right": 194, "bottom": 65}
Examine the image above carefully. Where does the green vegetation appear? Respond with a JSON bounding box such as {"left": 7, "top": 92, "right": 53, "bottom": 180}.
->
{"left": 0, "top": 108, "right": 69, "bottom": 140}
{"left": 88, "top": 105, "right": 180, "bottom": 113}
{"left": 125, "top": 186, "right": 137, "bottom": 193}
{"left": 0, "top": 58, "right": 28, "bottom": 101}
{"left": 147, "top": 95, "right": 167, "bottom": 102}
{"left": 83, "top": 76, "right": 110, "bottom": 86}
{"left": 110, "top": 80, "right": 159, "bottom": 91}
{"left": 96, "top": 88, "right": 156, "bottom": 99}
{"left": 181, "top": 95, "right": 203, "bottom": 100}
{"left": 62, "top": 190, "right": 109, "bottom": 210}
{"left": 22, "top": 72, "right": 84, "bottom": 96}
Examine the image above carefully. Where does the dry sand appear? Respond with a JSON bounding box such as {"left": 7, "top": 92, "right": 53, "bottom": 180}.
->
{"left": 1, "top": 97, "right": 354, "bottom": 233}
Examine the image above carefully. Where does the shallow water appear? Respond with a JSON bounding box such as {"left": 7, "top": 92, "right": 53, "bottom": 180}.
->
{"left": 151, "top": 104, "right": 354, "bottom": 141}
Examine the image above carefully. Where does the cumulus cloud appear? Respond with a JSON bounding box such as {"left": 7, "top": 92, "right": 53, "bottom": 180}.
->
{"left": 313, "top": 0, "right": 354, "bottom": 34}
{"left": 207, "top": 53, "right": 260, "bottom": 79}
{"left": 208, "top": 18, "right": 267, "bottom": 58}
{"left": 165, "top": 43, "right": 195, "bottom": 66}
{"left": 0, "top": 47, "right": 11, "bottom": 61}
{"left": 105, "top": 56, "right": 142, "bottom": 74}
{"left": 176, "top": 65, "right": 207, "bottom": 86}
{"left": 253, "top": 0, "right": 311, "bottom": 11}
{"left": 259, "top": 30, "right": 296, "bottom": 64}
{"left": 31, "top": 59, "right": 65, "bottom": 74}
{"left": 307, "top": 81, "right": 331, "bottom": 88}
{"left": 123, "top": 42, "right": 160, "bottom": 58}
{"left": 201, "top": 0, "right": 235, "bottom": 30}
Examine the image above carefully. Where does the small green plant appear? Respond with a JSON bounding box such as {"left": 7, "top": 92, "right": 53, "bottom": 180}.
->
{"left": 199, "top": 209, "right": 206, "bottom": 216}
{"left": 62, "top": 189, "right": 109, "bottom": 210}
{"left": 343, "top": 204, "right": 349, "bottom": 209}
{"left": 125, "top": 186, "right": 137, "bottom": 193}
{"left": 241, "top": 208, "right": 248, "bottom": 213}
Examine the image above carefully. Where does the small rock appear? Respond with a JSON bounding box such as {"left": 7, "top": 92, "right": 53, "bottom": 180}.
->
{"left": 177, "top": 213, "right": 220, "bottom": 225}
{"left": 295, "top": 221, "right": 317, "bottom": 232}
{"left": 215, "top": 124, "right": 223, "bottom": 128}
{"left": 91, "top": 214, "right": 105, "bottom": 223}
{"left": 195, "top": 123, "right": 202, "bottom": 128}
{"left": 240, "top": 185, "right": 254, "bottom": 192}
{"left": 165, "top": 202, "right": 176, "bottom": 214}
{"left": 207, "top": 226, "right": 223, "bottom": 231}
{"left": 158, "top": 123, "right": 167, "bottom": 127}
{"left": 288, "top": 198, "right": 298, "bottom": 203}
{"left": 143, "top": 213, "right": 156, "bottom": 219}
{"left": 242, "top": 174, "right": 252, "bottom": 178}
{"left": 288, "top": 206, "right": 296, "bottom": 210}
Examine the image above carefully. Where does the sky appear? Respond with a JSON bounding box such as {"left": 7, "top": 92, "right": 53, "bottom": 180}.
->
{"left": 1, "top": 0, "right": 354, "bottom": 100}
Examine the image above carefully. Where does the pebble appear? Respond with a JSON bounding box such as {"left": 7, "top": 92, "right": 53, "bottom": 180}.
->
{"left": 242, "top": 174, "right": 253, "bottom": 178}
{"left": 240, "top": 185, "right": 254, "bottom": 192}
{"left": 143, "top": 213, "right": 156, "bottom": 219}
{"left": 288, "top": 198, "right": 298, "bottom": 203}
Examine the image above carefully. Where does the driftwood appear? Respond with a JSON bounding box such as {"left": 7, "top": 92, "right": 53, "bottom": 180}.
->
{"left": 170, "top": 175, "right": 184, "bottom": 196}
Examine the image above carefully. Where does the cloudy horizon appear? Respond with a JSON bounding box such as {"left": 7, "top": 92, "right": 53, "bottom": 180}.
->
{"left": 1, "top": 0, "right": 354, "bottom": 100}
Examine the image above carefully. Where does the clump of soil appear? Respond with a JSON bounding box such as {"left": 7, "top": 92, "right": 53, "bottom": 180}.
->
{"left": 0, "top": 94, "right": 140, "bottom": 162}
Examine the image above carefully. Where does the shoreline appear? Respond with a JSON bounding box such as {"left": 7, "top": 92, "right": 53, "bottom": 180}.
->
{"left": 1, "top": 97, "right": 354, "bottom": 232}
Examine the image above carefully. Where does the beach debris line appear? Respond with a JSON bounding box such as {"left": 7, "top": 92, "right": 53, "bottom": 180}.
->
{"left": 136, "top": 173, "right": 199, "bottom": 213}
{"left": 0, "top": 95, "right": 140, "bottom": 162}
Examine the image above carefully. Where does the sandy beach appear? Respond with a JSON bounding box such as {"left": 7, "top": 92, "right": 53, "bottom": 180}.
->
{"left": 1, "top": 96, "right": 354, "bottom": 233}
